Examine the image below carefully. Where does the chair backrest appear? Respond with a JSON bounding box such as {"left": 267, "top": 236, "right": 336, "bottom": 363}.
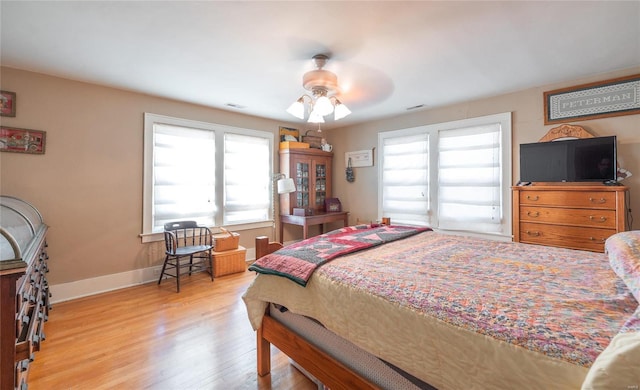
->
{"left": 164, "top": 221, "right": 212, "bottom": 254}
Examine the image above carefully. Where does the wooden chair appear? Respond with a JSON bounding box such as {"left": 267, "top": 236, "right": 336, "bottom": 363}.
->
{"left": 158, "top": 221, "right": 214, "bottom": 292}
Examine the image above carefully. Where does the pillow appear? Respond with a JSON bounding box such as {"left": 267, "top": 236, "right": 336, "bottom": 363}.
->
{"left": 606, "top": 231, "right": 640, "bottom": 303}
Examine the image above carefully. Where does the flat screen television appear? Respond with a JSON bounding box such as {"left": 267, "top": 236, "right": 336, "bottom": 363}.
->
{"left": 519, "top": 136, "right": 617, "bottom": 183}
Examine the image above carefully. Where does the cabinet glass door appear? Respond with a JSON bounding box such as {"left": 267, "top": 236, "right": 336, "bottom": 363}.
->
{"left": 295, "top": 161, "right": 310, "bottom": 208}
{"left": 315, "top": 162, "right": 327, "bottom": 208}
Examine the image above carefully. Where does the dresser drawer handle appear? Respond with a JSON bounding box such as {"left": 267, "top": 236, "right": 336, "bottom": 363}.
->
{"left": 526, "top": 211, "right": 540, "bottom": 217}
{"left": 526, "top": 195, "right": 539, "bottom": 201}
{"left": 525, "top": 230, "right": 540, "bottom": 237}
{"left": 589, "top": 237, "right": 606, "bottom": 242}
{"left": 589, "top": 216, "right": 607, "bottom": 222}
{"left": 589, "top": 197, "right": 606, "bottom": 204}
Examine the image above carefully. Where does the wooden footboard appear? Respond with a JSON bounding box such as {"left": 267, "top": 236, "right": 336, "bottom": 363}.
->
{"left": 253, "top": 235, "right": 379, "bottom": 389}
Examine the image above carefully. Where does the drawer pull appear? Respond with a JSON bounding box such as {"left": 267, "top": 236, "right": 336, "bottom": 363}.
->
{"left": 526, "top": 195, "right": 539, "bottom": 201}
{"left": 525, "top": 230, "right": 541, "bottom": 237}
{"left": 589, "top": 216, "right": 607, "bottom": 222}
{"left": 589, "top": 237, "right": 606, "bottom": 242}
{"left": 589, "top": 197, "right": 606, "bottom": 204}
{"left": 526, "top": 211, "right": 540, "bottom": 217}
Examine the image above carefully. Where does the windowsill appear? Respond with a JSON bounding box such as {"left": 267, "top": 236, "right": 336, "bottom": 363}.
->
{"left": 140, "top": 220, "right": 274, "bottom": 243}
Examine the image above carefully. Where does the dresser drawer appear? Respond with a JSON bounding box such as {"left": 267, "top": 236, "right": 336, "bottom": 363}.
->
{"left": 519, "top": 191, "right": 617, "bottom": 209}
{"left": 519, "top": 206, "right": 617, "bottom": 229}
{"left": 519, "top": 222, "right": 613, "bottom": 252}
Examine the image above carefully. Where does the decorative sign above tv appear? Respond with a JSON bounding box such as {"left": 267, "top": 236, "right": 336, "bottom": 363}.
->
{"left": 519, "top": 136, "right": 617, "bottom": 183}
{"left": 543, "top": 74, "right": 640, "bottom": 125}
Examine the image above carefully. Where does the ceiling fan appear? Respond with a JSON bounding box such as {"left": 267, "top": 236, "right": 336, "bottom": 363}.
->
{"left": 287, "top": 54, "right": 352, "bottom": 123}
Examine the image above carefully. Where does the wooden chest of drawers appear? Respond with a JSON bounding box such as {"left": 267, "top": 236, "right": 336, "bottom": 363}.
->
{"left": 1, "top": 197, "right": 50, "bottom": 390}
{"left": 512, "top": 185, "right": 629, "bottom": 252}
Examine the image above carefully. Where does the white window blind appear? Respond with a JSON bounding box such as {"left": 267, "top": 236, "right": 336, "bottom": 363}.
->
{"left": 224, "top": 133, "right": 270, "bottom": 225}
{"left": 378, "top": 113, "right": 511, "bottom": 237}
{"left": 437, "top": 124, "right": 502, "bottom": 233}
{"left": 380, "top": 132, "right": 430, "bottom": 226}
{"left": 143, "top": 113, "right": 274, "bottom": 238}
{"left": 153, "top": 124, "right": 216, "bottom": 231}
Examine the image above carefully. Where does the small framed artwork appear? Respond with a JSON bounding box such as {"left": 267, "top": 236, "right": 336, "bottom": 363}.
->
{"left": 0, "top": 91, "right": 16, "bottom": 117}
{"left": 345, "top": 149, "right": 374, "bottom": 167}
{"left": 325, "top": 198, "right": 342, "bottom": 212}
{"left": 0, "top": 126, "right": 46, "bottom": 154}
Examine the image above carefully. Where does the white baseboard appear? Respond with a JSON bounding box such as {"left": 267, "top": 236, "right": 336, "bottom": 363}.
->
{"left": 50, "top": 246, "right": 257, "bottom": 304}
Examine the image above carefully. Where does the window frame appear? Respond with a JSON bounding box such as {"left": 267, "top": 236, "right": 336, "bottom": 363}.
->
{"left": 378, "top": 112, "right": 512, "bottom": 239}
{"left": 142, "top": 113, "right": 274, "bottom": 243}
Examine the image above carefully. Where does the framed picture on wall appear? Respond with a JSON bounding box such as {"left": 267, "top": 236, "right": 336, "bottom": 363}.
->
{"left": 0, "top": 126, "right": 46, "bottom": 154}
{"left": 0, "top": 91, "right": 16, "bottom": 117}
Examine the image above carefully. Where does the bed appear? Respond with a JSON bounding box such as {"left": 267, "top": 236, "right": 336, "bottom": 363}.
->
{"left": 242, "top": 224, "right": 640, "bottom": 389}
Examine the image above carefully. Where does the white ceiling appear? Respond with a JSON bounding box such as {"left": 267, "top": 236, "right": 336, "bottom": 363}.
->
{"left": 1, "top": 1, "right": 639, "bottom": 130}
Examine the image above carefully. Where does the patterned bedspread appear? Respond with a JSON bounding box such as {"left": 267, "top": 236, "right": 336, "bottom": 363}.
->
{"left": 248, "top": 224, "right": 429, "bottom": 286}
{"left": 315, "top": 232, "right": 639, "bottom": 367}
{"left": 244, "top": 229, "right": 640, "bottom": 388}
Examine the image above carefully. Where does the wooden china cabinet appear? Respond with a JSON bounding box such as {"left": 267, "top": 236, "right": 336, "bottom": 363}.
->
{"left": 279, "top": 148, "right": 333, "bottom": 215}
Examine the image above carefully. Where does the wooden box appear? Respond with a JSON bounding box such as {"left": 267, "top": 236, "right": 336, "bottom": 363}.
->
{"left": 279, "top": 141, "right": 310, "bottom": 150}
{"left": 212, "top": 229, "right": 240, "bottom": 251}
{"left": 293, "top": 207, "right": 314, "bottom": 216}
{"left": 212, "top": 246, "right": 246, "bottom": 277}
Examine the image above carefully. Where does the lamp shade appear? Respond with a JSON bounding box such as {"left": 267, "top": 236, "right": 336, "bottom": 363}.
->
{"left": 307, "top": 110, "right": 325, "bottom": 123}
{"left": 277, "top": 178, "right": 296, "bottom": 194}
{"left": 334, "top": 101, "right": 352, "bottom": 120}
{"left": 313, "top": 95, "right": 334, "bottom": 116}
{"left": 286, "top": 99, "right": 305, "bottom": 119}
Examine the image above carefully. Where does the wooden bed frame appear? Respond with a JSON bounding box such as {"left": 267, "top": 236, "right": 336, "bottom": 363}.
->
{"left": 254, "top": 235, "right": 380, "bottom": 389}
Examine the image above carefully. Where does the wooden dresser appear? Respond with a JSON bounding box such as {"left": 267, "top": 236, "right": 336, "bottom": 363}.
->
{"left": 0, "top": 196, "right": 50, "bottom": 390}
{"left": 512, "top": 185, "right": 629, "bottom": 252}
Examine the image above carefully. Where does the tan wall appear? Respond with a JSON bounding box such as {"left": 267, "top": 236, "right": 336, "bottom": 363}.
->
{"left": 2, "top": 66, "right": 639, "bottom": 287}
{"left": 324, "top": 67, "right": 640, "bottom": 230}
{"left": 0, "top": 66, "right": 302, "bottom": 284}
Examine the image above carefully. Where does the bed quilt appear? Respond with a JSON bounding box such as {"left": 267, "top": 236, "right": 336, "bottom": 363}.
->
{"left": 248, "top": 224, "right": 429, "bottom": 286}
{"left": 244, "top": 230, "right": 640, "bottom": 389}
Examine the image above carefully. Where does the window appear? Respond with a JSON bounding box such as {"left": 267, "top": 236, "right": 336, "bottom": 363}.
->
{"left": 378, "top": 112, "right": 512, "bottom": 237}
{"left": 379, "top": 130, "right": 430, "bottom": 225}
{"left": 223, "top": 133, "right": 271, "bottom": 225}
{"left": 152, "top": 123, "right": 216, "bottom": 229}
{"left": 143, "top": 113, "right": 273, "bottom": 241}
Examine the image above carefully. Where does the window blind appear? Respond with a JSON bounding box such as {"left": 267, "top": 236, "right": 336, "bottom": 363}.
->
{"left": 380, "top": 133, "right": 430, "bottom": 226}
{"left": 224, "top": 133, "right": 270, "bottom": 225}
{"left": 153, "top": 124, "right": 216, "bottom": 231}
{"left": 437, "top": 124, "right": 503, "bottom": 233}
{"left": 378, "top": 112, "right": 511, "bottom": 237}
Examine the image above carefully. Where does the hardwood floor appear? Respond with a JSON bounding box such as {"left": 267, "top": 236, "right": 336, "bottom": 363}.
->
{"left": 28, "top": 271, "right": 316, "bottom": 389}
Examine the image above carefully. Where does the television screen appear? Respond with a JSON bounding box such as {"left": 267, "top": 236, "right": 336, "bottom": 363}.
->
{"left": 519, "top": 136, "right": 617, "bottom": 183}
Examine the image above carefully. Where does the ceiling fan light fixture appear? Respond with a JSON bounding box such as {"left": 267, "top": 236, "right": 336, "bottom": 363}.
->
{"left": 287, "top": 54, "right": 351, "bottom": 122}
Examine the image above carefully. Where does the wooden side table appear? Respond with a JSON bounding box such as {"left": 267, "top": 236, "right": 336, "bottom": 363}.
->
{"left": 279, "top": 211, "right": 349, "bottom": 243}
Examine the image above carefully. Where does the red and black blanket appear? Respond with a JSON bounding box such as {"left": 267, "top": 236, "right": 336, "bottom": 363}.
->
{"left": 248, "top": 224, "right": 431, "bottom": 286}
